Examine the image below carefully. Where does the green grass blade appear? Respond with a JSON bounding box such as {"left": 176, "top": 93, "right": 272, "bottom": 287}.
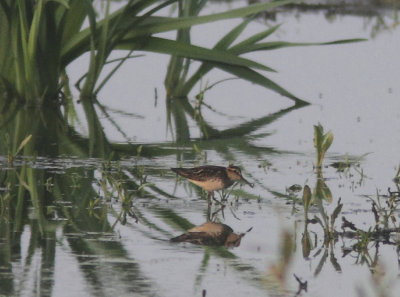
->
{"left": 59, "top": 1, "right": 88, "bottom": 45}
{"left": 230, "top": 24, "right": 281, "bottom": 50}
{"left": 14, "top": 134, "right": 32, "bottom": 156}
{"left": 83, "top": 0, "right": 96, "bottom": 35}
{"left": 49, "top": 0, "right": 69, "bottom": 8}
{"left": 119, "top": 37, "right": 275, "bottom": 72}
{"left": 167, "top": 17, "right": 252, "bottom": 95}
{"left": 164, "top": 0, "right": 198, "bottom": 94}
{"left": 0, "top": 2, "right": 11, "bottom": 72}
{"left": 233, "top": 39, "right": 367, "bottom": 53}
{"left": 178, "top": 18, "right": 275, "bottom": 96}
{"left": 60, "top": 0, "right": 171, "bottom": 67}
{"left": 16, "top": 1, "right": 29, "bottom": 80}
{"left": 61, "top": 0, "right": 292, "bottom": 66}
{"left": 94, "top": 50, "right": 134, "bottom": 95}
{"left": 214, "top": 17, "right": 253, "bottom": 49}
{"left": 0, "top": 0, "right": 11, "bottom": 23}
{"left": 27, "top": 0, "right": 44, "bottom": 77}
{"left": 167, "top": 98, "right": 191, "bottom": 142}
{"left": 98, "top": 0, "right": 111, "bottom": 61}
{"left": 216, "top": 63, "right": 308, "bottom": 105}
{"left": 80, "top": 0, "right": 98, "bottom": 97}
{"left": 130, "top": 0, "right": 294, "bottom": 37}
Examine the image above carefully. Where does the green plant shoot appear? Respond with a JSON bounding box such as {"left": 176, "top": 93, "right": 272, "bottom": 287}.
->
{"left": 314, "top": 124, "right": 334, "bottom": 168}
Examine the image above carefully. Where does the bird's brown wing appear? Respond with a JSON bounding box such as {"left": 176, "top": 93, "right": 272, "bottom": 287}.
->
{"left": 171, "top": 166, "right": 226, "bottom": 182}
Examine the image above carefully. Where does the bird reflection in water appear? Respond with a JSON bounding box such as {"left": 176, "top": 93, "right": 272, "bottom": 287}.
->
{"left": 171, "top": 222, "right": 252, "bottom": 247}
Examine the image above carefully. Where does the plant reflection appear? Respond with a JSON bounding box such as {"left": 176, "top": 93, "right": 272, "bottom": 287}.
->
{"left": 265, "top": 230, "right": 294, "bottom": 294}
{"left": 300, "top": 170, "right": 343, "bottom": 276}
{"left": 2, "top": 102, "right": 400, "bottom": 297}
{"left": 0, "top": 107, "right": 160, "bottom": 296}
{"left": 300, "top": 179, "right": 400, "bottom": 278}
{"left": 260, "top": 0, "right": 400, "bottom": 38}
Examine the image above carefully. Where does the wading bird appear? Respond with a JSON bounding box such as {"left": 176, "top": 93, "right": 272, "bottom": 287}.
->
{"left": 171, "top": 164, "right": 254, "bottom": 201}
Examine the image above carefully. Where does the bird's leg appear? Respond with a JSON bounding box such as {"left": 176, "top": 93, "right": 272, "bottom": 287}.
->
{"left": 206, "top": 202, "right": 212, "bottom": 222}
{"left": 211, "top": 204, "right": 225, "bottom": 222}
{"left": 221, "top": 189, "right": 228, "bottom": 202}
{"left": 212, "top": 191, "right": 222, "bottom": 205}
{"left": 207, "top": 191, "right": 212, "bottom": 206}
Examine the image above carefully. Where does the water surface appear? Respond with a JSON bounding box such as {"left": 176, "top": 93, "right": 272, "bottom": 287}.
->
{"left": 1, "top": 1, "right": 400, "bottom": 297}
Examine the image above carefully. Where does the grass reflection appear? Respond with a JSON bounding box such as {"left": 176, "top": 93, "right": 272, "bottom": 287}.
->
{"left": 1, "top": 113, "right": 400, "bottom": 296}
{"left": 298, "top": 176, "right": 400, "bottom": 279}
{"left": 0, "top": 161, "right": 160, "bottom": 296}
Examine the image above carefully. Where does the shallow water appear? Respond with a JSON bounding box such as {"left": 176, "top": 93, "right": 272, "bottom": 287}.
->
{"left": 1, "top": 1, "right": 400, "bottom": 297}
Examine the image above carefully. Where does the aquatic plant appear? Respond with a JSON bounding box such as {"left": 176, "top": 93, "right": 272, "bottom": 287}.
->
{"left": 165, "top": 2, "right": 365, "bottom": 101}
{"left": 314, "top": 124, "right": 334, "bottom": 168}
{"left": 6, "top": 133, "right": 32, "bottom": 164}
{"left": 1, "top": 0, "right": 297, "bottom": 155}
{"left": 0, "top": 0, "right": 299, "bottom": 104}
{"left": 300, "top": 184, "right": 400, "bottom": 278}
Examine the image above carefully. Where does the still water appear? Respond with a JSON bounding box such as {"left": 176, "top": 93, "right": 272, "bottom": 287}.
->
{"left": 1, "top": 1, "right": 400, "bottom": 297}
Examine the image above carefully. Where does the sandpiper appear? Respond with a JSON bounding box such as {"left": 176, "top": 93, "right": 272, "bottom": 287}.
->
{"left": 171, "top": 164, "right": 253, "bottom": 200}
{"left": 170, "top": 222, "right": 249, "bottom": 247}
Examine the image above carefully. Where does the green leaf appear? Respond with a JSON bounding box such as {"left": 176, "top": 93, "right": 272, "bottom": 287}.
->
{"left": 175, "top": 18, "right": 273, "bottom": 96}
{"left": 230, "top": 24, "right": 281, "bottom": 50}
{"left": 0, "top": 0, "right": 11, "bottom": 23}
{"left": 62, "top": 0, "right": 293, "bottom": 65}
{"left": 130, "top": 0, "right": 294, "bottom": 38}
{"left": 302, "top": 228, "right": 312, "bottom": 258}
{"left": 82, "top": 0, "right": 97, "bottom": 35}
{"left": 216, "top": 63, "right": 308, "bottom": 105}
{"left": 119, "top": 37, "right": 275, "bottom": 72}
{"left": 331, "top": 198, "right": 343, "bottom": 226}
{"left": 27, "top": 0, "right": 44, "bottom": 70}
{"left": 214, "top": 17, "right": 253, "bottom": 50}
{"left": 314, "top": 124, "right": 334, "bottom": 167}
{"left": 232, "top": 38, "right": 367, "bottom": 54}
{"left": 302, "top": 185, "right": 312, "bottom": 212}
{"left": 15, "top": 134, "right": 32, "bottom": 156}
{"left": 48, "top": 0, "right": 70, "bottom": 8}
{"left": 322, "top": 132, "right": 334, "bottom": 151}
{"left": 314, "top": 178, "right": 332, "bottom": 203}
{"left": 59, "top": 1, "right": 88, "bottom": 45}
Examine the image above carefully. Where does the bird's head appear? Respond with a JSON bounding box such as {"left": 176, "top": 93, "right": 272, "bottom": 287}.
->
{"left": 226, "top": 165, "right": 254, "bottom": 187}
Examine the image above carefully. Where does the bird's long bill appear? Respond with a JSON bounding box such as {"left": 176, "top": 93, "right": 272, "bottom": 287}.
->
{"left": 240, "top": 175, "right": 254, "bottom": 188}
